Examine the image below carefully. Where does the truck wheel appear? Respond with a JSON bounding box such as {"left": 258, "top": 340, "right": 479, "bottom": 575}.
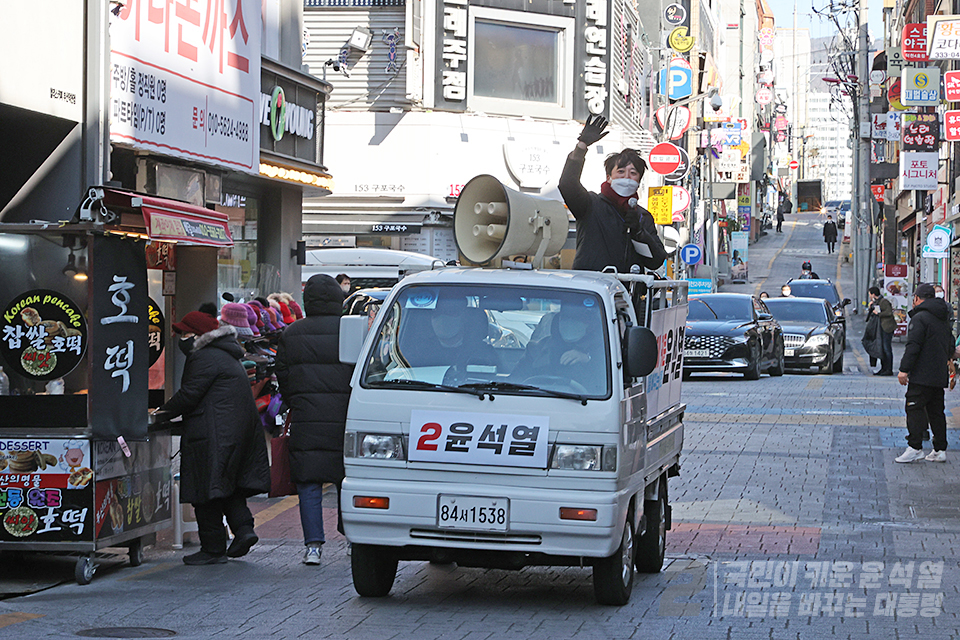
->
{"left": 593, "top": 517, "right": 635, "bottom": 606}
{"left": 636, "top": 485, "right": 667, "bottom": 573}
{"left": 351, "top": 544, "right": 398, "bottom": 597}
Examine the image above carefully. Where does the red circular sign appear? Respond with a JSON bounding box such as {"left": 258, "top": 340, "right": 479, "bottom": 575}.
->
{"left": 648, "top": 143, "right": 682, "bottom": 175}
{"left": 789, "top": 160, "right": 799, "bottom": 170}
{"left": 756, "top": 87, "right": 773, "bottom": 105}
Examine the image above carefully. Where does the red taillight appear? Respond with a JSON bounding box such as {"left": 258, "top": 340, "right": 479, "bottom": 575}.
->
{"left": 354, "top": 496, "right": 390, "bottom": 509}
{"left": 559, "top": 507, "right": 597, "bottom": 521}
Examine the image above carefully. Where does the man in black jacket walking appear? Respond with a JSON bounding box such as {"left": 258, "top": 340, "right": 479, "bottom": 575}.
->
{"left": 275, "top": 274, "right": 354, "bottom": 564}
{"left": 559, "top": 115, "right": 666, "bottom": 273}
{"left": 823, "top": 215, "right": 838, "bottom": 253}
{"left": 896, "top": 283, "right": 956, "bottom": 463}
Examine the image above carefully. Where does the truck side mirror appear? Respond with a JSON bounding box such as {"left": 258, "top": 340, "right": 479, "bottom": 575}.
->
{"left": 624, "top": 326, "right": 658, "bottom": 379}
{"left": 339, "top": 315, "right": 369, "bottom": 365}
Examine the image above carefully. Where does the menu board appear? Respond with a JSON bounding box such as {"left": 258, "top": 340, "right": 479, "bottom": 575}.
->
{"left": 0, "top": 290, "right": 88, "bottom": 380}
{"left": 0, "top": 437, "right": 93, "bottom": 542}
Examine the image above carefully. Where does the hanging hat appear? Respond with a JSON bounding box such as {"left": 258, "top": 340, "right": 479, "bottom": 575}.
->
{"left": 265, "top": 307, "right": 284, "bottom": 329}
{"left": 243, "top": 305, "right": 261, "bottom": 336}
{"left": 219, "top": 303, "right": 254, "bottom": 337}
{"left": 279, "top": 293, "right": 304, "bottom": 319}
{"left": 172, "top": 311, "right": 219, "bottom": 336}
{"left": 278, "top": 301, "right": 295, "bottom": 325}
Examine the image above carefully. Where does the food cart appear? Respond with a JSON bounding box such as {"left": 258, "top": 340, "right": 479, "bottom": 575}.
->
{"left": 0, "top": 187, "right": 234, "bottom": 583}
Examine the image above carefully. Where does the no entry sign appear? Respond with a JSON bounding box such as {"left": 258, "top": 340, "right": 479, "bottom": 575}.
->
{"left": 648, "top": 142, "right": 682, "bottom": 175}
{"left": 789, "top": 160, "right": 799, "bottom": 170}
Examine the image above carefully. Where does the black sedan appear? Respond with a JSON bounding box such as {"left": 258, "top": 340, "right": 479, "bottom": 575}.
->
{"left": 683, "top": 294, "right": 784, "bottom": 379}
{"left": 782, "top": 279, "right": 851, "bottom": 348}
{"left": 763, "top": 297, "right": 845, "bottom": 374}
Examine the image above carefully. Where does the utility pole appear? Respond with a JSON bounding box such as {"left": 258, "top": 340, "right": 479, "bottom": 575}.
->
{"left": 855, "top": 0, "right": 871, "bottom": 311}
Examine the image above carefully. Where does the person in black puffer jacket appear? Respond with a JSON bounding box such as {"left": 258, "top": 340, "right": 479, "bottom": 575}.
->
{"left": 158, "top": 311, "right": 270, "bottom": 565}
{"left": 275, "top": 274, "right": 353, "bottom": 565}
{"left": 559, "top": 115, "right": 667, "bottom": 273}
{"left": 896, "top": 283, "right": 956, "bottom": 463}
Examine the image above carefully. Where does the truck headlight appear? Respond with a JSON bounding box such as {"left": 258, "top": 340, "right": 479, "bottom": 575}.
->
{"left": 551, "top": 445, "right": 616, "bottom": 471}
{"left": 345, "top": 433, "right": 405, "bottom": 459}
{"left": 804, "top": 334, "right": 830, "bottom": 348}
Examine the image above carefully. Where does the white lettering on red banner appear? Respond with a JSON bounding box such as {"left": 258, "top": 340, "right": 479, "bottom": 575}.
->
{"left": 409, "top": 410, "right": 549, "bottom": 468}
{"left": 110, "top": 0, "right": 260, "bottom": 172}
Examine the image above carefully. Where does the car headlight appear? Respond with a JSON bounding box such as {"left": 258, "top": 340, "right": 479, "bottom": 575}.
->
{"left": 345, "top": 433, "right": 405, "bottom": 459}
{"left": 551, "top": 445, "right": 616, "bottom": 471}
{"left": 804, "top": 334, "right": 830, "bottom": 347}
{"left": 732, "top": 334, "right": 750, "bottom": 343}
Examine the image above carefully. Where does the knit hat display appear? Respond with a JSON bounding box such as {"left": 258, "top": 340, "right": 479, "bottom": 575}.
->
{"left": 278, "top": 301, "right": 295, "bottom": 325}
{"left": 279, "top": 293, "right": 304, "bottom": 319}
{"left": 219, "top": 303, "right": 254, "bottom": 337}
{"left": 265, "top": 306, "right": 284, "bottom": 329}
{"left": 243, "top": 305, "right": 261, "bottom": 336}
{"left": 172, "top": 311, "right": 220, "bottom": 336}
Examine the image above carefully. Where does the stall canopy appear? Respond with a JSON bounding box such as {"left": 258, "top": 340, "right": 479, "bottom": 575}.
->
{"left": 98, "top": 188, "right": 234, "bottom": 246}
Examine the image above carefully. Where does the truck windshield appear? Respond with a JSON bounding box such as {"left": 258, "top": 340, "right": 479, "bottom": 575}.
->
{"left": 361, "top": 285, "right": 610, "bottom": 398}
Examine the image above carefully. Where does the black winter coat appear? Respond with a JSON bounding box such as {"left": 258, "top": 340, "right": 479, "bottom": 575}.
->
{"left": 900, "top": 297, "right": 955, "bottom": 388}
{"left": 161, "top": 326, "right": 270, "bottom": 504}
{"left": 275, "top": 275, "right": 353, "bottom": 485}
{"left": 823, "top": 221, "right": 838, "bottom": 243}
{"left": 559, "top": 148, "right": 667, "bottom": 272}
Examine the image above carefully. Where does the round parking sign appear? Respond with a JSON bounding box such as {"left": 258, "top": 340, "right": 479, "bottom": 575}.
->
{"left": 680, "top": 243, "right": 702, "bottom": 265}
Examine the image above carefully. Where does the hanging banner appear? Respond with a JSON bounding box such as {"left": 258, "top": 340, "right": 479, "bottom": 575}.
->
{"left": 730, "top": 231, "right": 748, "bottom": 281}
{"left": 901, "top": 113, "right": 940, "bottom": 152}
{"left": 647, "top": 187, "right": 674, "bottom": 225}
{"left": 899, "top": 152, "right": 939, "bottom": 190}
{"left": 883, "top": 264, "right": 911, "bottom": 337}
{"left": 90, "top": 236, "right": 149, "bottom": 441}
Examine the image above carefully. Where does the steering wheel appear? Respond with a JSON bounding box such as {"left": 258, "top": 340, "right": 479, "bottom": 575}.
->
{"left": 521, "top": 375, "right": 589, "bottom": 395}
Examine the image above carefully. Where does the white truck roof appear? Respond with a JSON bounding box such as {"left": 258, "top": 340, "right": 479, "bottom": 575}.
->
{"left": 395, "top": 267, "right": 631, "bottom": 298}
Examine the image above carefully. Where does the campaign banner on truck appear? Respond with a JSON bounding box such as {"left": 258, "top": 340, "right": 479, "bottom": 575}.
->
{"left": 109, "top": 0, "right": 261, "bottom": 173}
{"left": 409, "top": 410, "right": 549, "bottom": 469}
{"left": 0, "top": 438, "right": 93, "bottom": 542}
{"left": 646, "top": 305, "right": 685, "bottom": 419}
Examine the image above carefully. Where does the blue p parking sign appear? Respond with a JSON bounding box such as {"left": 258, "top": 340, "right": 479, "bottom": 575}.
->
{"left": 680, "top": 243, "right": 702, "bottom": 265}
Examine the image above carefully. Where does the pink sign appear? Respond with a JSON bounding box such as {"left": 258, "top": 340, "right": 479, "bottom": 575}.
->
{"left": 946, "top": 70, "right": 960, "bottom": 101}
{"left": 946, "top": 110, "right": 960, "bottom": 141}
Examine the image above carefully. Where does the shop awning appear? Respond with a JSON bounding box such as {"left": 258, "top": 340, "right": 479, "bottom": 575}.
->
{"left": 101, "top": 188, "right": 234, "bottom": 247}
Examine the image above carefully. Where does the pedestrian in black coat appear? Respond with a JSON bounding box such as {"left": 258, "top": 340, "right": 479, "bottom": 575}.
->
{"left": 823, "top": 215, "right": 838, "bottom": 253}
{"left": 159, "top": 312, "right": 270, "bottom": 564}
{"left": 559, "top": 115, "right": 667, "bottom": 273}
{"left": 896, "top": 283, "right": 956, "bottom": 463}
{"left": 275, "top": 274, "right": 353, "bottom": 564}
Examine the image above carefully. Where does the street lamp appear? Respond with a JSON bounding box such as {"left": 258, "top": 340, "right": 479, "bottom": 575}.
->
{"left": 704, "top": 90, "right": 722, "bottom": 290}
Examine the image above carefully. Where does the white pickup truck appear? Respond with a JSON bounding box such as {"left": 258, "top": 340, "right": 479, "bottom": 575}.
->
{"left": 338, "top": 267, "right": 686, "bottom": 605}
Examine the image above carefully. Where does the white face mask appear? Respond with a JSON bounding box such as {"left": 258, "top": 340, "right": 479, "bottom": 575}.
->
{"left": 936, "top": 291, "right": 945, "bottom": 298}
{"left": 610, "top": 178, "right": 639, "bottom": 197}
{"left": 341, "top": 284, "right": 351, "bottom": 294}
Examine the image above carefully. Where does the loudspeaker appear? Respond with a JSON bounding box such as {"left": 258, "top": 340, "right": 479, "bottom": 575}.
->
{"left": 454, "top": 175, "right": 569, "bottom": 267}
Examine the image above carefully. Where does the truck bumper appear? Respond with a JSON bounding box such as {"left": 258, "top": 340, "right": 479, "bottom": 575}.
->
{"left": 342, "top": 476, "right": 628, "bottom": 559}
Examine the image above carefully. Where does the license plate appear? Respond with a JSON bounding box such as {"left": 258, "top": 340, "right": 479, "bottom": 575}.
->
{"left": 437, "top": 495, "right": 508, "bottom": 531}
{"left": 784, "top": 349, "right": 795, "bottom": 356}
{"left": 684, "top": 349, "right": 710, "bottom": 358}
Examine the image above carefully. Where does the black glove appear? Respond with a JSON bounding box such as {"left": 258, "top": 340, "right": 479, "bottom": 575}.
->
{"left": 623, "top": 207, "right": 640, "bottom": 231}
{"left": 578, "top": 114, "right": 609, "bottom": 146}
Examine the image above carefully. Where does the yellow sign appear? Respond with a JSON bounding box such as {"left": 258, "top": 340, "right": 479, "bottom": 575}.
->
{"left": 669, "top": 27, "right": 695, "bottom": 53}
{"left": 737, "top": 195, "right": 751, "bottom": 207}
{"left": 648, "top": 187, "right": 674, "bottom": 225}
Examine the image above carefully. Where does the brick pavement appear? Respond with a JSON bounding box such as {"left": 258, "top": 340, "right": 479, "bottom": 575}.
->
{"left": 3, "top": 213, "right": 960, "bottom": 638}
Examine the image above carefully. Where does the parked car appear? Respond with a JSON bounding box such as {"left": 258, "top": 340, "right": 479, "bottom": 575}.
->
{"left": 683, "top": 293, "right": 784, "bottom": 379}
{"left": 763, "top": 297, "right": 845, "bottom": 374}
{"left": 837, "top": 200, "right": 850, "bottom": 229}
{"left": 782, "top": 279, "right": 851, "bottom": 349}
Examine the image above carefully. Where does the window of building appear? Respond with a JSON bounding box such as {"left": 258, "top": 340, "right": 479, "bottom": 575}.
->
{"left": 467, "top": 8, "right": 575, "bottom": 120}
{"left": 216, "top": 193, "right": 261, "bottom": 301}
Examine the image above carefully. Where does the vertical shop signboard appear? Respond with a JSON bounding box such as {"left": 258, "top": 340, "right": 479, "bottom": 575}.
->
{"left": 883, "top": 264, "right": 911, "bottom": 337}
{"left": 730, "top": 232, "right": 748, "bottom": 281}
{"left": 90, "top": 236, "right": 149, "bottom": 441}
{"left": 0, "top": 438, "right": 93, "bottom": 542}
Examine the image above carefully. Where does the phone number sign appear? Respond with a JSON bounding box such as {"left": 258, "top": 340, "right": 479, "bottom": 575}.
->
{"left": 409, "top": 410, "right": 549, "bottom": 469}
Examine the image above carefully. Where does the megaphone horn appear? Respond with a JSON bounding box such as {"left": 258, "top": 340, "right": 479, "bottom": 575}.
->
{"left": 454, "top": 175, "right": 568, "bottom": 267}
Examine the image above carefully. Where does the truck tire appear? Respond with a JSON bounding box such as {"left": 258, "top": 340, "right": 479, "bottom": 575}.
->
{"left": 593, "top": 516, "right": 635, "bottom": 606}
{"left": 636, "top": 482, "right": 667, "bottom": 573}
{"left": 351, "top": 544, "right": 398, "bottom": 597}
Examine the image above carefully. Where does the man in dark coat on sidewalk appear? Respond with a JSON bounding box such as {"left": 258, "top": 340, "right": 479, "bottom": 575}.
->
{"left": 823, "top": 215, "right": 838, "bottom": 253}
{"left": 159, "top": 312, "right": 271, "bottom": 565}
{"left": 275, "top": 274, "right": 354, "bottom": 565}
{"left": 559, "top": 114, "right": 667, "bottom": 273}
{"left": 895, "top": 283, "right": 956, "bottom": 463}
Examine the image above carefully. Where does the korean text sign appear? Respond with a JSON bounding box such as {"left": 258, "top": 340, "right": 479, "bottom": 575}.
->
{"left": 927, "top": 16, "right": 960, "bottom": 60}
{"left": 409, "top": 410, "right": 549, "bottom": 469}
{"left": 899, "top": 152, "right": 938, "bottom": 191}
{"left": 901, "top": 114, "right": 939, "bottom": 152}
{"left": 90, "top": 235, "right": 149, "bottom": 441}
{"left": 110, "top": 0, "right": 260, "bottom": 172}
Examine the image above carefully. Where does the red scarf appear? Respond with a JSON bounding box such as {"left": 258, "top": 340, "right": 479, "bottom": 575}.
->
{"left": 599, "top": 181, "right": 636, "bottom": 213}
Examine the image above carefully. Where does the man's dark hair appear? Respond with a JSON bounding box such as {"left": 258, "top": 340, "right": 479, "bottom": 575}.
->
{"left": 335, "top": 273, "right": 350, "bottom": 284}
{"left": 604, "top": 148, "right": 646, "bottom": 180}
{"left": 869, "top": 286, "right": 881, "bottom": 297}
